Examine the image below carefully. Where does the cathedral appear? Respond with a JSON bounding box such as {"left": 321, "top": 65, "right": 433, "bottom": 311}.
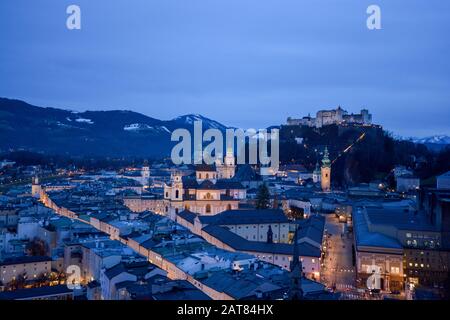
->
{"left": 163, "top": 151, "right": 245, "bottom": 219}
{"left": 215, "top": 148, "right": 236, "bottom": 179}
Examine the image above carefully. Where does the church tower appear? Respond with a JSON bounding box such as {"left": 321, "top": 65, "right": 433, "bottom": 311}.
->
{"left": 289, "top": 226, "right": 304, "bottom": 300}
{"left": 321, "top": 147, "right": 331, "bottom": 192}
{"left": 171, "top": 171, "right": 183, "bottom": 201}
{"left": 141, "top": 162, "right": 150, "bottom": 187}
{"left": 313, "top": 161, "right": 321, "bottom": 183}
{"left": 217, "top": 148, "right": 236, "bottom": 179}
{"left": 165, "top": 171, "right": 184, "bottom": 220}
{"left": 31, "top": 176, "right": 41, "bottom": 198}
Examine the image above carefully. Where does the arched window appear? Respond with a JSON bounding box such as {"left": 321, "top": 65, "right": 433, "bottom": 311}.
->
{"left": 198, "top": 173, "right": 202, "bottom": 179}
{"left": 206, "top": 204, "right": 211, "bottom": 213}
{"left": 175, "top": 190, "right": 179, "bottom": 199}
{"left": 206, "top": 192, "right": 211, "bottom": 199}
{"left": 226, "top": 204, "right": 232, "bottom": 211}
{"left": 206, "top": 173, "right": 209, "bottom": 179}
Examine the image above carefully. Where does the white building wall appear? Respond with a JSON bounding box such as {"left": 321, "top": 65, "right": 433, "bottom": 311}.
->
{"left": 437, "top": 173, "right": 450, "bottom": 190}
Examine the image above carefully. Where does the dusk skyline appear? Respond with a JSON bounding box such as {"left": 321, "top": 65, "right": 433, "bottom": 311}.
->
{"left": 1, "top": 0, "right": 450, "bottom": 305}
{"left": 1, "top": 0, "right": 449, "bottom": 137}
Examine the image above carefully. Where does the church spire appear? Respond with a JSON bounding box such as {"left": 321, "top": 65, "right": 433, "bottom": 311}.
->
{"left": 314, "top": 161, "right": 320, "bottom": 174}
{"left": 267, "top": 225, "right": 273, "bottom": 243}
{"left": 321, "top": 146, "right": 331, "bottom": 167}
{"left": 289, "top": 225, "right": 304, "bottom": 300}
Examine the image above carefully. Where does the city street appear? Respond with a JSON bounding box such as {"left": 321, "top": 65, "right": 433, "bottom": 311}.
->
{"left": 321, "top": 213, "right": 357, "bottom": 296}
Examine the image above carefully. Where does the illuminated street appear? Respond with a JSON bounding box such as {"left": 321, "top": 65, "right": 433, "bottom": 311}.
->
{"left": 321, "top": 214, "right": 357, "bottom": 297}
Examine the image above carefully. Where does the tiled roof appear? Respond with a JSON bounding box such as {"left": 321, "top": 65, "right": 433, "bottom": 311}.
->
{"left": 0, "top": 255, "right": 52, "bottom": 266}
{"left": 195, "top": 164, "right": 216, "bottom": 172}
{"left": 0, "top": 285, "right": 73, "bottom": 300}
{"left": 201, "top": 225, "right": 320, "bottom": 257}
{"left": 200, "top": 209, "right": 290, "bottom": 225}
{"left": 176, "top": 210, "right": 197, "bottom": 224}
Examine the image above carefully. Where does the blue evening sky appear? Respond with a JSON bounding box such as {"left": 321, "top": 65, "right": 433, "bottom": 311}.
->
{"left": 0, "top": 0, "right": 449, "bottom": 137}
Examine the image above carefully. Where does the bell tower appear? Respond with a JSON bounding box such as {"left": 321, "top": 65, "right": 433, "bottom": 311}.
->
{"left": 171, "top": 171, "right": 183, "bottom": 201}
{"left": 313, "top": 161, "right": 321, "bottom": 183}
{"left": 141, "top": 161, "right": 150, "bottom": 187}
{"left": 32, "top": 176, "right": 41, "bottom": 198}
{"left": 321, "top": 147, "right": 331, "bottom": 192}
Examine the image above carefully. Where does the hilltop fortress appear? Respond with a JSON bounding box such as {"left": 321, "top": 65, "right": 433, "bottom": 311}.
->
{"left": 287, "top": 106, "right": 372, "bottom": 128}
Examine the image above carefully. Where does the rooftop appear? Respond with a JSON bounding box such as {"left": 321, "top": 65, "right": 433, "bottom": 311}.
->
{"left": 201, "top": 225, "right": 321, "bottom": 257}
{"left": 0, "top": 255, "right": 52, "bottom": 266}
{"left": 0, "top": 285, "right": 73, "bottom": 300}
{"left": 353, "top": 207, "right": 403, "bottom": 250}
{"left": 198, "top": 209, "right": 290, "bottom": 226}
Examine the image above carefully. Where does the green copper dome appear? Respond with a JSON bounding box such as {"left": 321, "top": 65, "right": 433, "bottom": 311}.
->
{"left": 321, "top": 146, "right": 331, "bottom": 167}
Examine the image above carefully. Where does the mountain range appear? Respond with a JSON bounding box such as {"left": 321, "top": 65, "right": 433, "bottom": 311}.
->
{"left": 0, "top": 98, "right": 228, "bottom": 157}
{"left": 0, "top": 97, "right": 448, "bottom": 157}
{"left": 409, "top": 135, "right": 450, "bottom": 145}
{"left": 406, "top": 135, "right": 450, "bottom": 152}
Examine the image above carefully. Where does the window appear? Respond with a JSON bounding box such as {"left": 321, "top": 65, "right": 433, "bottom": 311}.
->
{"left": 391, "top": 267, "right": 400, "bottom": 274}
{"left": 206, "top": 204, "right": 211, "bottom": 213}
{"left": 206, "top": 174, "right": 209, "bottom": 179}
{"left": 175, "top": 190, "right": 179, "bottom": 199}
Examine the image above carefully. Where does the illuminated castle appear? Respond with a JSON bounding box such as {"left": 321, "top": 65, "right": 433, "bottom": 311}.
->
{"left": 287, "top": 106, "right": 372, "bottom": 128}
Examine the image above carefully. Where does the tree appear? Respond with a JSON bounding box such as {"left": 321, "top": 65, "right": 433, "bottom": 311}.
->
{"left": 25, "top": 238, "right": 47, "bottom": 256}
{"left": 255, "top": 184, "right": 270, "bottom": 209}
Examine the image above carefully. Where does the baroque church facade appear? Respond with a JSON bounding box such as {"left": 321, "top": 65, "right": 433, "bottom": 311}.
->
{"left": 163, "top": 151, "right": 245, "bottom": 219}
